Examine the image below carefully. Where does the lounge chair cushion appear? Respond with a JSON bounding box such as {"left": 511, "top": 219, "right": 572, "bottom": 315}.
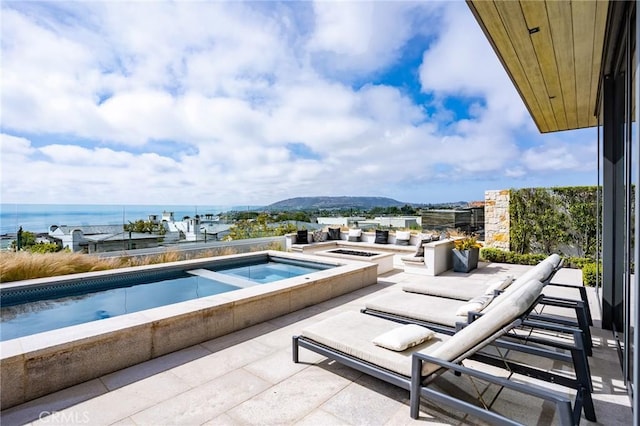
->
{"left": 455, "top": 294, "right": 493, "bottom": 316}
{"left": 301, "top": 311, "right": 446, "bottom": 377}
{"left": 302, "top": 279, "right": 545, "bottom": 377}
{"left": 372, "top": 324, "right": 435, "bottom": 351}
{"left": 375, "top": 230, "right": 389, "bottom": 244}
{"left": 543, "top": 253, "right": 562, "bottom": 269}
{"left": 402, "top": 276, "right": 500, "bottom": 300}
{"left": 484, "top": 276, "right": 515, "bottom": 295}
{"left": 423, "top": 278, "right": 545, "bottom": 376}
{"left": 327, "top": 227, "right": 341, "bottom": 240}
{"left": 365, "top": 292, "right": 464, "bottom": 327}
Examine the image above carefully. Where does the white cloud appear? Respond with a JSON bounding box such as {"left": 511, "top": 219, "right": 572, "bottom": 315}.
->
{"left": 0, "top": 1, "right": 598, "bottom": 205}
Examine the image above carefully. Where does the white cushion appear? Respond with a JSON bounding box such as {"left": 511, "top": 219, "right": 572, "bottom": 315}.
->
{"left": 455, "top": 294, "right": 493, "bottom": 316}
{"left": 484, "top": 276, "right": 515, "bottom": 295}
{"left": 372, "top": 324, "right": 435, "bottom": 351}
{"left": 348, "top": 228, "right": 362, "bottom": 237}
{"left": 395, "top": 231, "right": 411, "bottom": 240}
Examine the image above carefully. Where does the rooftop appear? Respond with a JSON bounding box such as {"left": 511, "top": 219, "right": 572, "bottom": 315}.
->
{"left": 1, "top": 263, "right": 631, "bottom": 425}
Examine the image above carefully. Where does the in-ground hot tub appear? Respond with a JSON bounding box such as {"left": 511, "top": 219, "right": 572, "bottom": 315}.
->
{"left": 314, "top": 248, "right": 395, "bottom": 275}
{"left": 0, "top": 250, "right": 377, "bottom": 409}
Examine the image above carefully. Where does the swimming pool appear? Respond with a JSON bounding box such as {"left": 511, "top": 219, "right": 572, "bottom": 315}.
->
{"left": 1, "top": 250, "right": 378, "bottom": 409}
{"left": 0, "top": 257, "right": 332, "bottom": 341}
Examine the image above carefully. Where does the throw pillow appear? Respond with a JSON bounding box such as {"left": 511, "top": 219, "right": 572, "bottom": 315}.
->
{"left": 395, "top": 231, "right": 411, "bottom": 245}
{"left": 415, "top": 239, "right": 430, "bottom": 257}
{"left": 374, "top": 230, "right": 389, "bottom": 244}
{"left": 347, "top": 228, "right": 361, "bottom": 242}
{"left": 455, "top": 294, "right": 493, "bottom": 316}
{"left": 312, "top": 229, "right": 326, "bottom": 243}
{"left": 327, "top": 227, "right": 341, "bottom": 240}
{"left": 296, "top": 230, "right": 308, "bottom": 244}
{"left": 372, "top": 324, "right": 435, "bottom": 351}
{"left": 484, "top": 276, "right": 515, "bottom": 295}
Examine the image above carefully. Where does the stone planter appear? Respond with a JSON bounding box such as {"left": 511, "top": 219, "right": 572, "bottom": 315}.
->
{"left": 452, "top": 248, "right": 479, "bottom": 273}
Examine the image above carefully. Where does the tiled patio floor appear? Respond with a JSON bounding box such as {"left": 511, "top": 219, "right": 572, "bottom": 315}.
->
{"left": 1, "top": 262, "right": 632, "bottom": 425}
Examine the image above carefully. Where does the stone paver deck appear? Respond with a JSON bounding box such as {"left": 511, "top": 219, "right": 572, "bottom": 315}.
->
{"left": 1, "top": 262, "right": 631, "bottom": 425}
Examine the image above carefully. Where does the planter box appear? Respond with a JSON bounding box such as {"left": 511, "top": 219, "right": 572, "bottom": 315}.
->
{"left": 452, "top": 248, "right": 479, "bottom": 273}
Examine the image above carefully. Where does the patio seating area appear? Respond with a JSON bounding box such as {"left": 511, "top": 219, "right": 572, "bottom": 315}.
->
{"left": 1, "top": 261, "right": 632, "bottom": 425}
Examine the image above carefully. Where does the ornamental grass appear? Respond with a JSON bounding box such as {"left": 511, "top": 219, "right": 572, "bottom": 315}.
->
{"left": 0, "top": 245, "right": 263, "bottom": 283}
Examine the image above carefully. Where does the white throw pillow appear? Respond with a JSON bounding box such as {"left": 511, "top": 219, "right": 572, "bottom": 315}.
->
{"left": 455, "top": 294, "right": 493, "bottom": 316}
{"left": 484, "top": 276, "right": 515, "bottom": 295}
{"left": 395, "top": 231, "right": 411, "bottom": 240}
{"left": 372, "top": 324, "right": 435, "bottom": 351}
{"left": 348, "top": 228, "right": 362, "bottom": 237}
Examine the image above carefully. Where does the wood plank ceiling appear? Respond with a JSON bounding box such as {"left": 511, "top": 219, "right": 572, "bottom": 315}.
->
{"left": 467, "top": 0, "right": 608, "bottom": 133}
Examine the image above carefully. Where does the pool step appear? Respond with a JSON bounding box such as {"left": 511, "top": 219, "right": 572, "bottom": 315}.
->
{"left": 186, "top": 269, "right": 257, "bottom": 288}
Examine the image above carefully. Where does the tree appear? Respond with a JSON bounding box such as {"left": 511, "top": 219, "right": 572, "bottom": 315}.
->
{"left": 124, "top": 220, "right": 166, "bottom": 235}
{"left": 11, "top": 230, "right": 37, "bottom": 251}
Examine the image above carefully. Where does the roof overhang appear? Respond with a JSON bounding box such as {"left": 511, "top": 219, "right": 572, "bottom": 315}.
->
{"left": 466, "top": 0, "right": 609, "bottom": 133}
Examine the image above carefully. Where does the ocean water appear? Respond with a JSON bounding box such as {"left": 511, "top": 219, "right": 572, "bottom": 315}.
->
{"left": 0, "top": 204, "right": 255, "bottom": 235}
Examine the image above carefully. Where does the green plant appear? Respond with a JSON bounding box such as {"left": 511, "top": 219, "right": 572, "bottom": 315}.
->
{"left": 453, "top": 235, "right": 482, "bottom": 251}
{"left": 27, "top": 242, "right": 61, "bottom": 254}
{"left": 582, "top": 262, "right": 601, "bottom": 287}
{"left": 480, "top": 248, "right": 547, "bottom": 265}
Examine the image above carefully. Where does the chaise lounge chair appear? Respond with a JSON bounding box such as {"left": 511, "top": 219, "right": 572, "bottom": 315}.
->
{"left": 293, "top": 278, "right": 594, "bottom": 424}
{"left": 366, "top": 253, "right": 594, "bottom": 355}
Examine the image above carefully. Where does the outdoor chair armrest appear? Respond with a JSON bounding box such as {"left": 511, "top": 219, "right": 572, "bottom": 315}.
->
{"left": 546, "top": 284, "right": 589, "bottom": 309}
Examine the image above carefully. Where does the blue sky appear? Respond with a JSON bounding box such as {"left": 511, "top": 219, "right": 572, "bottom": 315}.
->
{"left": 0, "top": 1, "right": 598, "bottom": 206}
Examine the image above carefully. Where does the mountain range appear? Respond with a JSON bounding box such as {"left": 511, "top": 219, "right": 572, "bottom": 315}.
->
{"left": 264, "top": 196, "right": 408, "bottom": 210}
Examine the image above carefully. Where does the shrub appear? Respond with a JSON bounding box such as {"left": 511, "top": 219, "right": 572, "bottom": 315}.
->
{"left": 480, "top": 248, "right": 546, "bottom": 265}
{"left": 27, "top": 242, "right": 62, "bottom": 254}
{"left": 582, "top": 262, "right": 601, "bottom": 287}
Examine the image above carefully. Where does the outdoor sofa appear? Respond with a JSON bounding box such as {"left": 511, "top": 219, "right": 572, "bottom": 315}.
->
{"left": 293, "top": 278, "right": 592, "bottom": 425}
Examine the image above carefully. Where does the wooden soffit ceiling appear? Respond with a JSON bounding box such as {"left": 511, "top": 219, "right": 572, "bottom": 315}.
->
{"left": 467, "top": 0, "right": 608, "bottom": 133}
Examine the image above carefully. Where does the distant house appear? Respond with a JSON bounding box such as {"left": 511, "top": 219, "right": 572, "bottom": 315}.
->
{"left": 316, "top": 217, "right": 366, "bottom": 227}
{"left": 199, "top": 223, "right": 233, "bottom": 241}
{"left": 421, "top": 208, "right": 484, "bottom": 233}
{"left": 48, "top": 225, "right": 161, "bottom": 253}
{"left": 162, "top": 215, "right": 201, "bottom": 242}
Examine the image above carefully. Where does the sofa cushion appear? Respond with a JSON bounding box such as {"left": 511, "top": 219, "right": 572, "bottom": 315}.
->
{"left": 296, "top": 230, "right": 309, "bottom": 244}
{"left": 327, "top": 227, "right": 341, "bottom": 240}
{"left": 375, "top": 230, "right": 389, "bottom": 244}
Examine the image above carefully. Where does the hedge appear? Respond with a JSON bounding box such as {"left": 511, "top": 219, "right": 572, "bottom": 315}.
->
{"left": 481, "top": 248, "right": 598, "bottom": 286}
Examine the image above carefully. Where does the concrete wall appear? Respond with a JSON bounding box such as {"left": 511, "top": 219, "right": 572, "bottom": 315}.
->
{"left": 484, "top": 189, "right": 510, "bottom": 250}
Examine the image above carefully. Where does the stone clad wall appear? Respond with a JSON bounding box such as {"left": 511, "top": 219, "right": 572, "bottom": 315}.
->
{"left": 484, "top": 190, "right": 510, "bottom": 250}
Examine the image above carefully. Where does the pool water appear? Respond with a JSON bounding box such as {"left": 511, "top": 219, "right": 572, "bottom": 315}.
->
{"left": 218, "top": 261, "right": 325, "bottom": 283}
{"left": 0, "top": 259, "right": 330, "bottom": 341}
